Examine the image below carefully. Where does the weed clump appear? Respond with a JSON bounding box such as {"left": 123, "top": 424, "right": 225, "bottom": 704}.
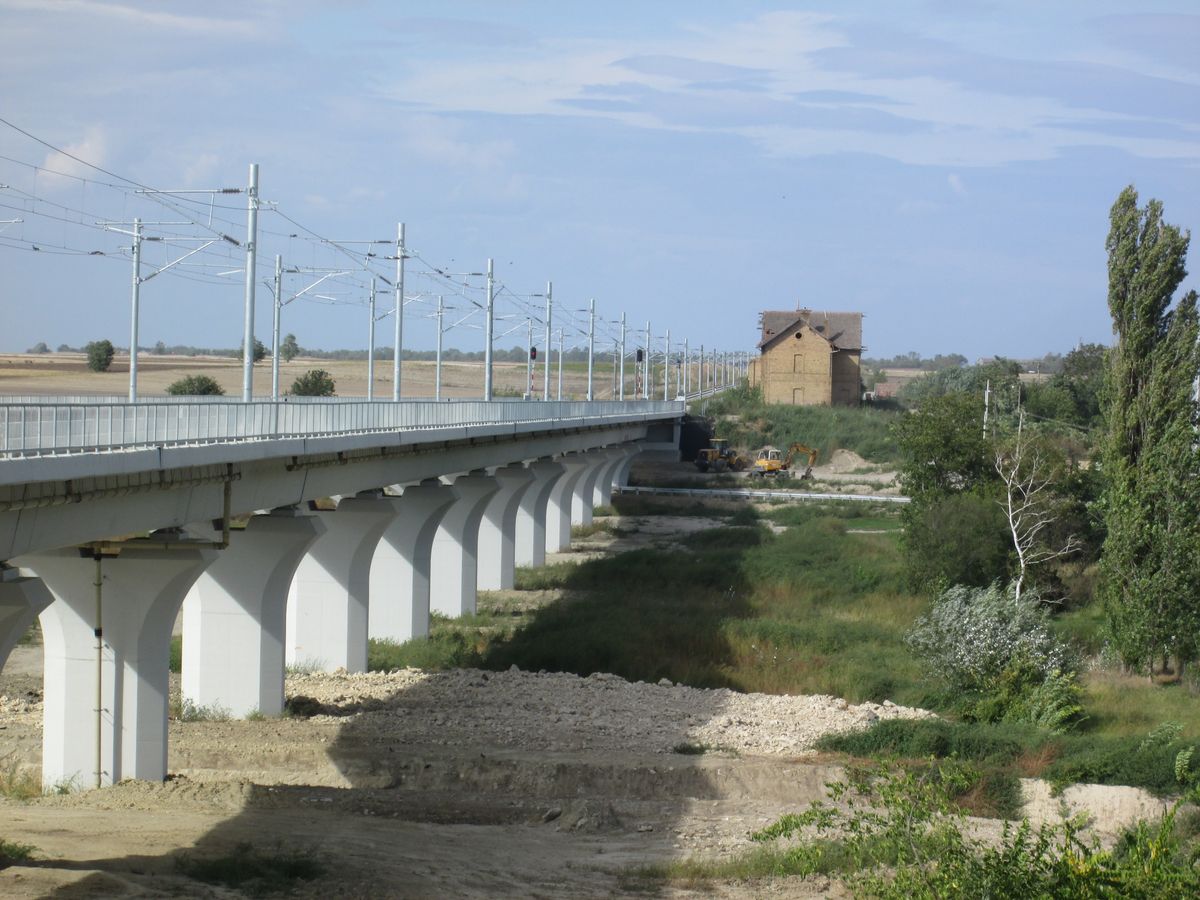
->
{"left": 0, "top": 838, "right": 36, "bottom": 869}
{"left": 176, "top": 842, "right": 323, "bottom": 895}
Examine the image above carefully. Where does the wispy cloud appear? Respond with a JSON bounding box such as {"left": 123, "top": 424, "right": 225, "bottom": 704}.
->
{"left": 0, "top": 0, "right": 262, "bottom": 37}
{"left": 40, "top": 125, "right": 108, "bottom": 185}
{"left": 371, "top": 10, "right": 1200, "bottom": 168}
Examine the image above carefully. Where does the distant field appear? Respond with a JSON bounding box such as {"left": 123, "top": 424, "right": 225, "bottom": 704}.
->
{"left": 0, "top": 352, "right": 634, "bottom": 400}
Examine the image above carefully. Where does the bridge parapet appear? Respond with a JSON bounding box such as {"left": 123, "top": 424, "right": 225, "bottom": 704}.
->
{"left": 0, "top": 398, "right": 683, "bottom": 461}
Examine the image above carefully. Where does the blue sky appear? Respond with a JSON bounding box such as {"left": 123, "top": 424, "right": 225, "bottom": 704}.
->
{"left": 1, "top": 1, "right": 1198, "bottom": 360}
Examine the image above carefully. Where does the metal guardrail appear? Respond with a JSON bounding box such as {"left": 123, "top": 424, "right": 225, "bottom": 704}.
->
{"left": 0, "top": 399, "right": 684, "bottom": 458}
{"left": 616, "top": 484, "right": 909, "bottom": 504}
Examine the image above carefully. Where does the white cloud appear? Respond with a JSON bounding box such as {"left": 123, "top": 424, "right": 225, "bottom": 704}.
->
{"left": 0, "top": 0, "right": 262, "bottom": 38}
{"left": 39, "top": 125, "right": 109, "bottom": 186}
{"left": 372, "top": 9, "right": 1200, "bottom": 168}
{"left": 948, "top": 173, "right": 967, "bottom": 196}
{"left": 397, "top": 115, "right": 516, "bottom": 171}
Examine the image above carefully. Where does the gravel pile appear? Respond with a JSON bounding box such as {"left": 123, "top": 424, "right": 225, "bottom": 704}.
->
{"left": 286, "top": 666, "right": 934, "bottom": 756}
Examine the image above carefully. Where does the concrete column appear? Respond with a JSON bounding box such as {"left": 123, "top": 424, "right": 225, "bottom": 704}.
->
{"left": 572, "top": 449, "right": 623, "bottom": 526}
{"left": 594, "top": 446, "right": 637, "bottom": 508}
{"left": 514, "top": 459, "right": 564, "bottom": 568}
{"left": 430, "top": 471, "right": 499, "bottom": 617}
{"left": 369, "top": 480, "right": 457, "bottom": 643}
{"left": 545, "top": 454, "right": 592, "bottom": 553}
{"left": 613, "top": 446, "right": 642, "bottom": 491}
{"left": 287, "top": 493, "right": 399, "bottom": 674}
{"left": 21, "top": 542, "right": 216, "bottom": 788}
{"left": 182, "top": 510, "right": 325, "bottom": 718}
{"left": 0, "top": 571, "right": 52, "bottom": 672}
{"left": 477, "top": 464, "right": 535, "bottom": 591}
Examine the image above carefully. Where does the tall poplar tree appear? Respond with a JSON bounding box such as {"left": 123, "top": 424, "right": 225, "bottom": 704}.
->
{"left": 1100, "top": 186, "right": 1200, "bottom": 675}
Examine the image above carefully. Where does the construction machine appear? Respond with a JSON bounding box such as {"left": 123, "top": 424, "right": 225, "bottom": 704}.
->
{"left": 751, "top": 442, "right": 819, "bottom": 479}
{"left": 695, "top": 438, "right": 749, "bottom": 473}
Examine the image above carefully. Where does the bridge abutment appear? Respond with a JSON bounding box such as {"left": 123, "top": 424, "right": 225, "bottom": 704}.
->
{"left": 181, "top": 510, "right": 325, "bottom": 718}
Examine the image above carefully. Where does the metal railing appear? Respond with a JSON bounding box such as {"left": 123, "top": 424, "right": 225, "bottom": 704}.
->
{"left": 0, "top": 398, "right": 684, "bottom": 458}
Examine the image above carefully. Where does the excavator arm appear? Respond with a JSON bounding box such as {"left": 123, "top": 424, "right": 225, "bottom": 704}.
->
{"left": 784, "top": 442, "right": 819, "bottom": 479}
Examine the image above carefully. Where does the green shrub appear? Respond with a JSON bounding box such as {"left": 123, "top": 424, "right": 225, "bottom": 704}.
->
{"left": 906, "top": 583, "right": 1081, "bottom": 731}
{"left": 817, "top": 718, "right": 1029, "bottom": 766}
{"left": 85, "top": 339, "right": 114, "bottom": 372}
{"left": 748, "top": 760, "right": 1200, "bottom": 896}
{"left": 166, "top": 374, "right": 224, "bottom": 395}
{"left": 901, "top": 491, "right": 1011, "bottom": 590}
{"left": 0, "top": 838, "right": 36, "bottom": 868}
{"left": 289, "top": 369, "right": 335, "bottom": 396}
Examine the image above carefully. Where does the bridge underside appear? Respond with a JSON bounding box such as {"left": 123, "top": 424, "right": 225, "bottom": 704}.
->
{"left": 0, "top": 417, "right": 680, "bottom": 789}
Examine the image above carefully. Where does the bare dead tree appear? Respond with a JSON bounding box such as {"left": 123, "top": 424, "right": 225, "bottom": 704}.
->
{"left": 995, "top": 413, "right": 1081, "bottom": 600}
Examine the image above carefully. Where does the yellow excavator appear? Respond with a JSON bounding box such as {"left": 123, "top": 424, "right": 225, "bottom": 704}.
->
{"left": 695, "top": 438, "right": 749, "bottom": 473}
{"left": 751, "top": 442, "right": 819, "bottom": 479}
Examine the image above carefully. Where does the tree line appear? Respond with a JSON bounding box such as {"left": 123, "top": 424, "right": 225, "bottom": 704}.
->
{"left": 896, "top": 185, "right": 1199, "bottom": 692}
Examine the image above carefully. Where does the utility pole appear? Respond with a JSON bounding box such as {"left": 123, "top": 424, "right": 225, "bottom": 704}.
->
{"left": 683, "top": 338, "right": 690, "bottom": 397}
{"left": 367, "top": 278, "right": 376, "bottom": 401}
{"left": 484, "top": 257, "right": 494, "bottom": 401}
{"left": 612, "top": 339, "right": 619, "bottom": 399}
{"left": 542, "top": 281, "right": 552, "bottom": 401}
{"left": 663, "top": 329, "right": 670, "bottom": 401}
{"left": 619, "top": 312, "right": 626, "bottom": 401}
{"left": 643, "top": 321, "right": 651, "bottom": 400}
{"left": 556, "top": 328, "right": 564, "bottom": 400}
{"left": 983, "top": 379, "right": 991, "bottom": 438}
{"left": 128, "top": 218, "right": 142, "bottom": 403}
{"left": 271, "top": 254, "right": 282, "bottom": 400}
{"left": 699, "top": 344, "right": 705, "bottom": 396}
{"left": 525, "top": 317, "right": 534, "bottom": 398}
{"left": 242, "top": 163, "right": 259, "bottom": 403}
{"left": 587, "top": 298, "right": 595, "bottom": 401}
{"left": 393, "top": 222, "right": 405, "bottom": 402}
{"left": 435, "top": 296, "right": 444, "bottom": 401}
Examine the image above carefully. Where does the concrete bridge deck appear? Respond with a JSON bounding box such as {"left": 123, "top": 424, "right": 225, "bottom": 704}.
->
{"left": 0, "top": 396, "right": 685, "bottom": 790}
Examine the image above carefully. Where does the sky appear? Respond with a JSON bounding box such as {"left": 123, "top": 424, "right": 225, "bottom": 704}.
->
{"left": 1, "top": 1, "right": 1198, "bottom": 361}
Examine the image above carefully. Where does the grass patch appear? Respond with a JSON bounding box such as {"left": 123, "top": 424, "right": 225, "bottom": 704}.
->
{"left": 368, "top": 632, "right": 483, "bottom": 672}
{"left": 818, "top": 716, "right": 1200, "bottom": 799}
{"left": 570, "top": 520, "right": 614, "bottom": 539}
{"left": 176, "top": 842, "right": 324, "bottom": 896}
{"left": 702, "top": 384, "right": 903, "bottom": 464}
{"left": 0, "top": 756, "right": 42, "bottom": 801}
{"left": 169, "top": 634, "right": 182, "bottom": 674}
{"left": 0, "top": 838, "right": 36, "bottom": 868}
{"left": 477, "top": 508, "right": 924, "bottom": 700}
{"left": 171, "top": 698, "right": 232, "bottom": 722}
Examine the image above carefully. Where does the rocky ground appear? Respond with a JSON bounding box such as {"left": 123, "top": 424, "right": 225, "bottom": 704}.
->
{"left": 0, "top": 649, "right": 932, "bottom": 898}
{"left": 0, "top": 480, "right": 1170, "bottom": 898}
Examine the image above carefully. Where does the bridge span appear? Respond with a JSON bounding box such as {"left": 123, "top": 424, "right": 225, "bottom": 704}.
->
{"left": 0, "top": 396, "right": 684, "bottom": 789}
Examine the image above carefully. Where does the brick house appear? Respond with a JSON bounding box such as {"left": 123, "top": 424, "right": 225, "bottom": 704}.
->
{"left": 748, "top": 309, "right": 863, "bottom": 406}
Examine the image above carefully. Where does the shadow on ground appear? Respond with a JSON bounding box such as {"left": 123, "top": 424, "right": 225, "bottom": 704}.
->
{"left": 0, "top": 518, "right": 840, "bottom": 898}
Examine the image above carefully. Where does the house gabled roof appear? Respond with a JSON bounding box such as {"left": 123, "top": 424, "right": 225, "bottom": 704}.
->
{"left": 758, "top": 309, "right": 863, "bottom": 352}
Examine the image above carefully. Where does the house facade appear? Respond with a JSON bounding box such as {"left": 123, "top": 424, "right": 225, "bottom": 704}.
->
{"left": 748, "top": 309, "right": 863, "bottom": 406}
